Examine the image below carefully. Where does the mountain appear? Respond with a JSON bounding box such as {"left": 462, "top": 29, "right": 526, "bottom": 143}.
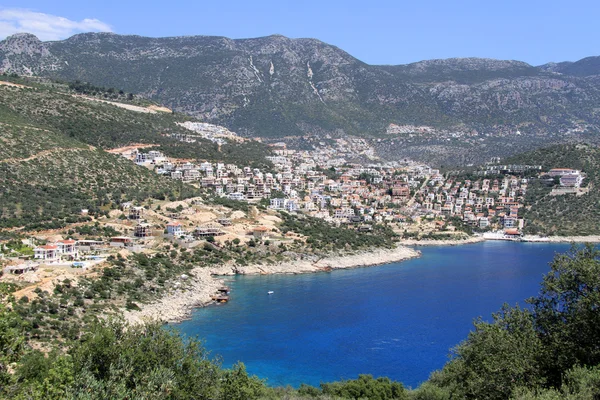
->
{"left": 1, "top": 32, "right": 600, "bottom": 163}
{"left": 539, "top": 56, "right": 600, "bottom": 77}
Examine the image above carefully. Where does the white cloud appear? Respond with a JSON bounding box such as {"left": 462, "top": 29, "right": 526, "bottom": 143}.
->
{"left": 0, "top": 9, "right": 112, "bottom": 41}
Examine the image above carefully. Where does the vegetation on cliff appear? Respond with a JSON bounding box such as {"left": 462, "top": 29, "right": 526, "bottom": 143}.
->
{"left": 506, "top": 144, "right": 600, "bottom": 235}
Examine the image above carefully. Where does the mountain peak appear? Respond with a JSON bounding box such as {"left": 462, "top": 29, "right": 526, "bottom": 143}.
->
{"left": 0, "top": 32, "right": 49, "bottom": 57}
{"left": 4, "top": 32, "right": 41, "bottom": 42}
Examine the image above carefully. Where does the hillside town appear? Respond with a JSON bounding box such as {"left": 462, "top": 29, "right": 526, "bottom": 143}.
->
{"left": 3, "top": 139, "right": 588, "bottom": 279}
{"left": 124, "top": 142, "right": 587, "bottom": 240}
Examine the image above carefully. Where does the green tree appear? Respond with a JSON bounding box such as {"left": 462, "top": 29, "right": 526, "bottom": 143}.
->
{"left": 321, "top": 374, "right": 408, "bottom": 400}
{"left": 0, "top": 304, "right": 26, "bottom": 391}
{"left": 529, "top": 244, "right": 600, "bottom": 386}
{"left": 435, "top": 305, "right": 544, "bottom": 400}
{"left": 219, "top": 363, "right": 264, "bottom": 400}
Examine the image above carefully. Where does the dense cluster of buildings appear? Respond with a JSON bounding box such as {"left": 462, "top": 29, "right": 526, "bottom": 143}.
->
{"left": 413, "top": 176, "right": 527, "bottom": 230}
{"left": 128, "top": 142, "right": 586, "bottom": 234}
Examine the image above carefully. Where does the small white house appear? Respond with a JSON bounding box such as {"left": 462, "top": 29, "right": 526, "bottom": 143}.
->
{"left": 167, "top": 222, "right": 183, "bottom": 236}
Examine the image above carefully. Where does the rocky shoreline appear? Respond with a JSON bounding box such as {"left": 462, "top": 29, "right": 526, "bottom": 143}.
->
{"left": 123, "top": 267, "right": 224, "bottom": 326}
{"left": 121, "top": 235, "right": 600, "bottom": 325}
{"left": 123, "top": 245, "right": 420, "bottom": 325}
{"left": 399, "top": 235, "right": 600, "bottom": 246}
{"left": 523, "top": 235, "right": 600, "bottom": 243}
{"left": 399, "top": 236, "right": 486, "bottom": 246}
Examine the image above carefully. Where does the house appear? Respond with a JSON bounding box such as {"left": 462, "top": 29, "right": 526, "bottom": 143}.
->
{"left": 560, "top": 173, "right": 583, "bottom": 187}
{"left": 135, "top": 153, "right": 148, "bottom": 164}
{"left": 34, "top": 245, "right": 60, "bottom": 263}
{"left": 56, "top": 239, "right": 78, "bottom": 260}
{"left": 110, "top": 237, "right": 133, "bottom": 247}
{"left": 269, "top": 198, "right": 285, "bottom": 210}
{"left": 228, "top": 192, "right": 245, "bottom": 201}
{"left": 504, "top": 228, "right": 522, "bottom": 239}
{"left": 285, "top": 200, "right": 299, "bottom": 212}
{"left": 548, "top": 168, "right": 578, "bottom": 177}
{"left": 253, "top": 226, "right": 270, "bottom": 239}
{"left": 76, "top": 240, "right": 105, "bottom": 252}
{"left": 348, "top": 215, "right": 363, "bottom": 224}
{"left": 183, "top": 169, "right": 201, "bottom": 182}
{"left": 171, "top": 171, "right": 183, "bottom": 180}
{"left": 479, "top": 217, "right": 489, "bottom": 228}
{"left": 167, "top": 222, "right": 183, "bottom": 236}
{"left": 195, "top": 224, "right": 225, "bottom": 237}
{"left": 357, "top": 224, "right": 373, "bottom": 232}
{"left": 3, "top": 263, "right": 39, "bottom": 275}
{"left": 503, "top": 217, "right": 517, "bottom": 229}
{"left": 391, "top": 182, "right": 410, "bottom": 199}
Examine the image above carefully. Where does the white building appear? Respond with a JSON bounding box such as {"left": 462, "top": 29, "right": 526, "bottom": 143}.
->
{"left": 167, "top": 222, "right": 184, "bottom": 236}
{"left": 34, "top": 245, "right": 60, "bottom": 263}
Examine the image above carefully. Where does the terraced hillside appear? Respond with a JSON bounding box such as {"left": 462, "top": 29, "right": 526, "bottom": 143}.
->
{"left": 0, "top": 80, "right": 272, "bottom": 168}
{"left": 0, "top": 81, "right": 270, "bottom": 229}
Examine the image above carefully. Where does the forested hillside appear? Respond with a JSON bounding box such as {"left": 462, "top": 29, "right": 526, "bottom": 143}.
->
{"left": 0, "top": 80, "right": 270, "bottom": 229}
{"left": 0, "top": 79, "right": 273, "bottom": 167}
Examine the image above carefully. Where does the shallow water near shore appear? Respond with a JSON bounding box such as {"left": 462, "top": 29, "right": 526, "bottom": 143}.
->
{"left": 173, "top": 241, "right": 574, "bottom": 388}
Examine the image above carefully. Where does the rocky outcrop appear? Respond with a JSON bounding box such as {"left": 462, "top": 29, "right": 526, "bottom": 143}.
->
{"left": 123, "top": 267, "right": 223, "bottom": 325}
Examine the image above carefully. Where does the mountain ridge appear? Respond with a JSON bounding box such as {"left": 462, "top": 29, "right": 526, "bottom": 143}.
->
{"left": 1, "top": 32, "right": 600, "bottom": 164}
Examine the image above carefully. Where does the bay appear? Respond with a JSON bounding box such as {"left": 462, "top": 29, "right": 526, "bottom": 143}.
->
{"left": 173, "top": 241, "right": 574, "bottom": 388}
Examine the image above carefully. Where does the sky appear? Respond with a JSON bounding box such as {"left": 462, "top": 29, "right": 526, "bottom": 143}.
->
{"left": 0, "top": 0, "right": 598, "bottom": 66}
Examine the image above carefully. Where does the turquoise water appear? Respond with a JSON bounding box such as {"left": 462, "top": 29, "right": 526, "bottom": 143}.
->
{"left": 173, "top": 241, "right": 574, "bottom": 388}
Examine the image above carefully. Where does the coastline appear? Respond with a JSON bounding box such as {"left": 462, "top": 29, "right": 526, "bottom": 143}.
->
{"left": 522, "top": 235, "right": 600, "bottom": 243}
{"left": 123, "top": 245, "right": 420, "bottom": 325}
{"left": 121, "top": 235, "right": 600, "bottom": 326}
{"left": 399, "top": 234, "right": 600, "bottom": 246}
{"left": 399, "top": 236, "right": 486, "bottom": 246}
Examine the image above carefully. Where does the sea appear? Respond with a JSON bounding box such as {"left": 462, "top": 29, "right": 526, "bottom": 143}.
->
{"left": 172, "top": 241, "right": 576, "bottom": 389}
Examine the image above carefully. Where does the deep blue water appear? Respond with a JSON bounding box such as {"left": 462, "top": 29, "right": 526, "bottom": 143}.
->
{"left": 173, "top": 241, "right": 574, "bottom": 388}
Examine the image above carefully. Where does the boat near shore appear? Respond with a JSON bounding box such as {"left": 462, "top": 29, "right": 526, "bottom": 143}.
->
{"left": 483, "top": 230, "right": 524, "bottom": 241}
{"left": 483, "top": 230, "right": 552, "bottom": 242}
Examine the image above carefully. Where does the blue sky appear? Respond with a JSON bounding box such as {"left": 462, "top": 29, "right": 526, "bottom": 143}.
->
{"left": 0, "top": 0, "right": 598, "bottom": 66}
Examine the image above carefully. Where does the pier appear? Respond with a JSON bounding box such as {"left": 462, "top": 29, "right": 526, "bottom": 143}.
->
{"left": 211, "top": 295, "right": 230, "bottom": 303}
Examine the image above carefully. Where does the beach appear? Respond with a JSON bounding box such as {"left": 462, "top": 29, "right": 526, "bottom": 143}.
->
{"left": 123, "top": 245, "right": 420, "bottom": 325}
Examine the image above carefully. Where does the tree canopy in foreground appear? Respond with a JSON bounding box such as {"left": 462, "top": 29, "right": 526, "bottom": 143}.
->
{"left": 1, "top": 245, "right": 600, "bottom": 399}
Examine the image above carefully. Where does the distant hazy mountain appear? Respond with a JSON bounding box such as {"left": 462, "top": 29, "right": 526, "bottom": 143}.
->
{"left": 1, "top": 32, "right": 600, "bottom": 145}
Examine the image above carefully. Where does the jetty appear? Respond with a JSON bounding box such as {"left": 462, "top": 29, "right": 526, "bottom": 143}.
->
{"left": 211, "top": 295, "right": 230, "bottom": 303}
{"left": 217, "top": 286, "right": 230, "bottom": 293}
{"left": 212, "top": 286, "right": 231, "bottom": 302}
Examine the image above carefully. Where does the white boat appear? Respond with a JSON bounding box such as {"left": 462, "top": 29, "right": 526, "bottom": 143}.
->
{"left": 267, "top": 291, "right": 274, "bottom": 295}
